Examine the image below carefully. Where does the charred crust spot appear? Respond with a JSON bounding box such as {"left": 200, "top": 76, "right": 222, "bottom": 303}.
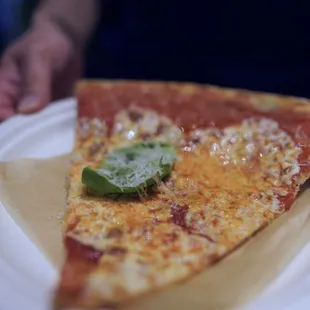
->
{"left": 140, "top": 132, "right": 152, "bottom": 140}
{"left": 190, "top": 137, "right": 201, "bottom": 144}
{"left": 212, "top": 218, "right": 219, "bottom": 226}
{"left": 106, "top": 227, "right": 123, "bottom": 238}
{"left": 199, "top": 210, "right": 206, "bottom": 219}
{"left": 208, "top": 253, "right": 219, "bottom": 264}
{"left": 128, "top": 109, "right": 143, "bottom": 122}
{"left": 156, "top": 123, "right": 166, "bottom": 135}
{"left": 88, "top": 142, "right": 104, "bottom": 157}
{"left": 170, "top": 202, "right": 189, "bottom": 228}
{"left": 105, "top": 247, "right": 127, "bottom": 256}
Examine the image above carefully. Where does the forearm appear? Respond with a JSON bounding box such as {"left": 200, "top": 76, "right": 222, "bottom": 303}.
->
{"left": 31, "top": 0, "right": 101, "bottom": 46}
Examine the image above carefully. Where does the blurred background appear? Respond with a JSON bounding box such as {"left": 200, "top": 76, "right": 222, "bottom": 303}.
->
{"left": 1, "top": 0, "right": 310, "bottom": 98}
{"left": 0, "top": 0, "right": 36, "bottom": 54}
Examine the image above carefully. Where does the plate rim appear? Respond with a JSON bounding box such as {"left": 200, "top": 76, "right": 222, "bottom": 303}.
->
{"left": 1, "top": 97, "right": 310, "bottom": 310}
{"left": 0, "top": 97, "right": 75, "bottom": 135}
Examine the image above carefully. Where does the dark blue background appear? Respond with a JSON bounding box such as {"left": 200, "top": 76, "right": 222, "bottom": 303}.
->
{"left": 1, "top": 0, "right": 310, "bottom": 98}
{"left": 85, "top": 0, "right": 310, "bottom": 97}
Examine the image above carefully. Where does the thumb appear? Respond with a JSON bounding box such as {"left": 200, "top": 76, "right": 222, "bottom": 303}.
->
{"left": 17, "top": 54, "right": 51, "bottom": 114}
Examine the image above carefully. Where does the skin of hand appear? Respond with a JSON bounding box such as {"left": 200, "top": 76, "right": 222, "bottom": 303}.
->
{"left": 0, "top": 17, "right": 82, "bottom": 121}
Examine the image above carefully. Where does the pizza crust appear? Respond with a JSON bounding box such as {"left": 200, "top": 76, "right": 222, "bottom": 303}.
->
{"left": 76, "top": 79, "right": 310, "bottom": 114}
{"left": 55, "top": 80, "right": 310, "bottom": 309}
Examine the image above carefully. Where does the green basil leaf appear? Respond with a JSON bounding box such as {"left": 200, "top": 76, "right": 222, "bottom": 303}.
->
{"left": 82, "top": 141, "right": 177, "bottom": 195}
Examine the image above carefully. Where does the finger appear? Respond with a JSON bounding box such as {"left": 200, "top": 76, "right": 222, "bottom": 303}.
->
{"left": 0, "top": 51, "right": 21, "bottom": 84}
{"left": 0, "top": 106, "right": 15, "bottom": 121}
{"left": 17, "top": 53, "right": 51, "bottom": 114}
{"left": 0, "top": 50, "right": 21, "bottom": 111}
{"left": 0, "top": 78, "right": 20, "bottom": 105}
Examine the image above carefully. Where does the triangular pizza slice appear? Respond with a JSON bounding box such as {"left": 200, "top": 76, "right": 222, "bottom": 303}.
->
{"left": 55, "top": 81, "right": 310, "bottom": 309}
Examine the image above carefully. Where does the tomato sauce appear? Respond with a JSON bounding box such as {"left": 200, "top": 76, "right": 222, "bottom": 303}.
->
{"left": 56, "top": 238, "right": 103, "bottom": 306}
{"left": 70, "top": 81, "right": 310, "bottom": 292}
{"left": 66, "top": 237, "right": 103, "bottom": 263}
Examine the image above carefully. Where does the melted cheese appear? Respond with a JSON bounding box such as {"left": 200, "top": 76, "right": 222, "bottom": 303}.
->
{"left": 65, "top": 108, "right": 301, "bottom": 304}
{"left": 188, "top": 118, "right": 300, "bottom": 186}
{"left": 112, "top": 106, "right": 184, "bottom": 147}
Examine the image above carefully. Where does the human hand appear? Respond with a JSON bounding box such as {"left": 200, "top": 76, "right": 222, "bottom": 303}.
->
{"left": 0, "top": 18, "right": 82, "bottom": 121}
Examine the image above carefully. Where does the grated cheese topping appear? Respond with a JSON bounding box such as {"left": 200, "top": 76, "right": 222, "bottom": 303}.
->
{"left": 112, "top": 106, "right": 184, "bottom": 147}
{"left": 187, "top": 118, "right": 300, "bottom": 187}
{"left": 66, "top": 107, "right": 302, "bottom": 304}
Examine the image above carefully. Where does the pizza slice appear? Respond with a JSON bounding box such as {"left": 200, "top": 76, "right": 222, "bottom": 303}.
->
{"left": 55, "top": 81, "right": 310, "bottom": 309}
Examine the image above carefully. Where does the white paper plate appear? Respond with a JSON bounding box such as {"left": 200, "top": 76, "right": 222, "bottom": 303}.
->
{"left": 1, "top": 98, "right": 310, "bottom": 310}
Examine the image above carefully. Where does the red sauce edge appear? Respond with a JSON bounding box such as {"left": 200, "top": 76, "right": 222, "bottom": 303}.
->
{"left": 65, "top": 237, "right": 103, "bottom": 263}
{"left": 69, "top": 82, "right": 310, "bottom": 299}
{"left": 57, "top": 237, "right": 103, "bottom": 301}
{"left": 78, "top": 83, "right": 310, "bottom": 188}
{"left": 278, "top": 189, "right": 296, "bottom": 211}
